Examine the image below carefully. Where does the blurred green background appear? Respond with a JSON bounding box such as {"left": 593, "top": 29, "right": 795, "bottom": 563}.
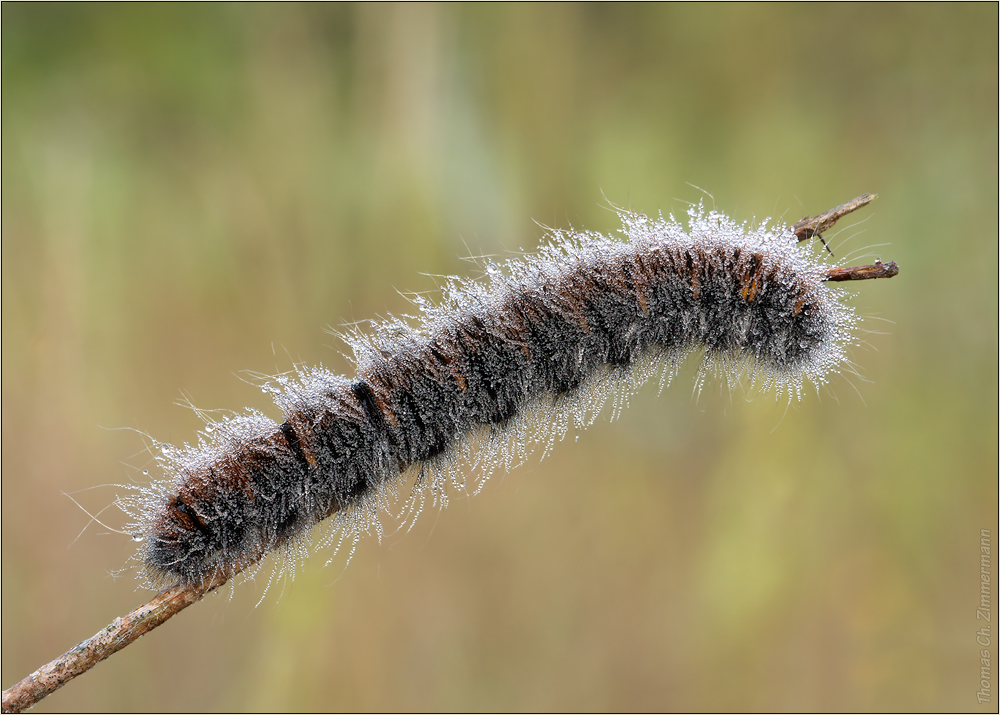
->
{"left": 3, "top": 4, "right": 997, "bottom": 711}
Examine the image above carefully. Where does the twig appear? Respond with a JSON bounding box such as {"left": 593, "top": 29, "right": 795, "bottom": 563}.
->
{"left": 791, "top": 192, "right": 878, "bottom": 248}
{"left": 793, "top": 193, "right": 897, "bottom": 281}
{"left": 824, "top": 260, "right": 899, "bottom": 282}
{"left": 2, "top": 573, "right": 228, "bottom": 714}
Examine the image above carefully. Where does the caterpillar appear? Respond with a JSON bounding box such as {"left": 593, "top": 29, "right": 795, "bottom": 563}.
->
{"left": 125, "top": 195, "right": 896, "bottom": 588}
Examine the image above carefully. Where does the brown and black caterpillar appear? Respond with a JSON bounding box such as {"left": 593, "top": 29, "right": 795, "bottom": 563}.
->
{"left": 3, "top": 194, "right": 898, "bottom": 713}
{"left": 123, "top": 196, "right": 896, "bottom": 588}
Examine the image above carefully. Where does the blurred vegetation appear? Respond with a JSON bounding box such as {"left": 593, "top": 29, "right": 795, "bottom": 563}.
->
{"left": 2, "top": 4, "right": 997, "bottom": 711}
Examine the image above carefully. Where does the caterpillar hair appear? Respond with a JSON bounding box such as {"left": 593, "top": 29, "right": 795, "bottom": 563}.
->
{"left": 2, "top": 194, "right": 898, "bottom": 713}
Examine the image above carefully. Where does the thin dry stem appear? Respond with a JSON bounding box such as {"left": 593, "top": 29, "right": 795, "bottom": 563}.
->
{"left": 2, "top": 573, "right": 228, "bottom": 714}
{"left": 824, "top": 260, "right": 899, "bottom": 282}
{"left": 792, "top": 193, "right": 878, "bottom": 244}
{"left": 795, "top": 193, "right": 898, "bottom": 282}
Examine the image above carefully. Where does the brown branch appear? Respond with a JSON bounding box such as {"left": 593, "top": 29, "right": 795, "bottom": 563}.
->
{"left": 793, "top": 193, "right": 897, "bottom": 281}
{"left": 792, "top": 193, "right": 878, "bottom": 246}
{"left": 2, "top": 573, "right": 228, "bottom": 714}
{"left": 824, "top": 260, "right": 899, "bottom": 282}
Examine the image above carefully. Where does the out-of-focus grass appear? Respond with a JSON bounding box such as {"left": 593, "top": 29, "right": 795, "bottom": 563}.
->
{"left": 3, "top": 4, "right": 997, "bottom": 711}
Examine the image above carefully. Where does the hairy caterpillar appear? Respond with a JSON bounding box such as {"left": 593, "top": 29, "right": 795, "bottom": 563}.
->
{"left": 125, "top": 197, "right": 894, "bottom": 588}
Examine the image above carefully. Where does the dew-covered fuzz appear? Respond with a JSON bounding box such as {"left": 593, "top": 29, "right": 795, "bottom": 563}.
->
{"left": 125, "top": 205, "right": 859, "bottom": 587}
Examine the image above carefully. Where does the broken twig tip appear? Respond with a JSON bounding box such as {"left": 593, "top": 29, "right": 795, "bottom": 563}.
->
{"left": 792, "top": 193, "right": 878, "bottom": 246}
{"left": 792, "top": 194, "right": 898, "bottom": 282}
{"left": 824, "top": 260, "right": 899, "bottom": 282}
